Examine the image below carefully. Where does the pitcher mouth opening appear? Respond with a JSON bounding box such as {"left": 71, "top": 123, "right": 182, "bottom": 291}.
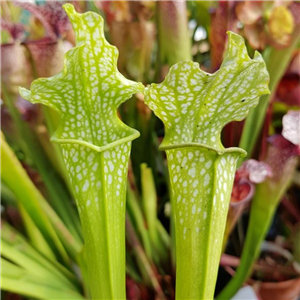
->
{"left": 159, "top": 142, "right": 247, "bottom": 158}
{"left": 51, "top": 130, "right": 140, "bottom": 153}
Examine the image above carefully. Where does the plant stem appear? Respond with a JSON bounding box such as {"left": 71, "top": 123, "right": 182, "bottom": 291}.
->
{"left": 166, "top": 146, "right": 242, "bottom": 299}
{"left": 61, "top": 142, "right": 134, "bottom": 299}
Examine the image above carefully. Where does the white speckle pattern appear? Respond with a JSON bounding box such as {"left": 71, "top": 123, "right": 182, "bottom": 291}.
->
{"left": 62, "top": 141, "right": 131, "bottom": 218}
{"left": 62, "top": 141, "right": 131, "bottom": 298}
{"left": 19, "top": 5, "right": 141, "bottom": 296}
{"left": 20, "top": 4, "right": 144, "bottom": 149}
{"left": 143, "top": 33, "right": 269, "bottom": 285}
{"left": 19, "top": 5, "right": 139, "bottom": 221}
{"left": 19, "top": 6, "right": 140, "bottom": 244}
{"left": 167, "top": 148, "right": 238, "bottom": 240}
{"left": 167, "top": 147, "right": 239, "bottom": 298}
{"left": 143, "top": 31, "right": 269, "bottom": 299}
{"left": 144, "top": 32, "right": 269, "bottom": 150}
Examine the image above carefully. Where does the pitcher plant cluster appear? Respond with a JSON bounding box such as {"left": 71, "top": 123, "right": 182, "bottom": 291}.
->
{"left": 16, "top": 4, "right": 270, "bottom": 299}
{"left": 2, "top": 2, "right": 299, "bottom": 300}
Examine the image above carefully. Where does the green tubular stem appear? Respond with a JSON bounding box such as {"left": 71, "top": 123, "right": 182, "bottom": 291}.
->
{"left": 170, "top": 204, "right": 176, "bottom": 272}
{"left": 217, "top": 155, "right": 299, "bottom": 300}
{"left": 61, "top": 142, "right": 133, "bottom": 299}
{"left": 166, "top": 144, "right": 243, "bottom": 300}
{"left": 239, "top": 34, "right": 300, "bottom": 161}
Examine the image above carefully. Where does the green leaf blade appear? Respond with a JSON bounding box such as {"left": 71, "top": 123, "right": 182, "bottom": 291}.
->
{"left": 0, "top": 134, "right": 72, "bottom": 263}
{"left": 1, "top": 222, "right": 78, "bottom": 288}
{"left": 2, "top": 258, "right": 84, "bottom": 300}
